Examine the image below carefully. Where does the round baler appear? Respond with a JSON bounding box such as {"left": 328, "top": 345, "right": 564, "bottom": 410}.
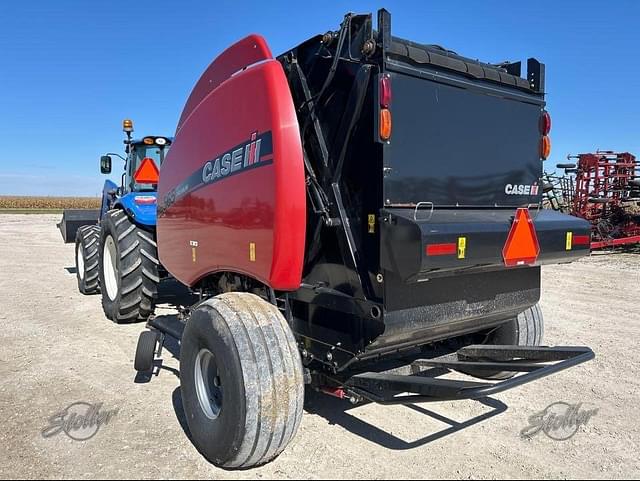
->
{"left": 136, "top": 10, "right": 595, "bottom": 469}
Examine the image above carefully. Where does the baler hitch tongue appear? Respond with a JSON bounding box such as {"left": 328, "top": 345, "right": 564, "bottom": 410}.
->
{"left": 345, "top": 345, "right": 595, "bottom": 405}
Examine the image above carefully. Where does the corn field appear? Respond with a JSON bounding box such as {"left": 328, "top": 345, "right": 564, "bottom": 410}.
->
{"left": 0, "top": 196, "right": 101, "bottom": 210}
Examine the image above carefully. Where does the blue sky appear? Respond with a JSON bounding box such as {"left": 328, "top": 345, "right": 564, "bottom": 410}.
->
{"left": 0, "top": 0, "right": 638, "bottom": 196}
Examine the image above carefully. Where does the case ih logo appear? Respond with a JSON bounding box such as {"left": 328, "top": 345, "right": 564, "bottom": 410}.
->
{"left": 159, "top": 131, "right": 273, "bottom": 215}
{"left": 505, "top": 183, "right": 540, "bottom": 196}
{"left": 202, "top": 131, "right": 268, "bottom": 185}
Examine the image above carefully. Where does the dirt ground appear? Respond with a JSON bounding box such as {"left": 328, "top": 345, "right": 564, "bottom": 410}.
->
{"left": 0, "top": 214, "right": 638, "bottom": 479}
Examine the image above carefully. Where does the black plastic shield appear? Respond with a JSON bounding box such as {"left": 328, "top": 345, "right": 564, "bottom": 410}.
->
{"left": 383, "top": 70, "right": 544, "bottom": 207}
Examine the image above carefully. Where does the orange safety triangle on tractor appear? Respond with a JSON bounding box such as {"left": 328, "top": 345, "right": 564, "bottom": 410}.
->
{"left": 134, "top": 158, "right": 159, "bottom": 184}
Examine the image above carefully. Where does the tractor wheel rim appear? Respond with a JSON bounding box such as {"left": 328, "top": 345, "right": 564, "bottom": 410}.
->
{"left": 103, "top": 235, "right": 118, "bottom": 301}
{"left": 76, "top": 244, "right": 85, "bottom": 281}
{"left": 194, "top": 349, "right": 223, "bottom": 420}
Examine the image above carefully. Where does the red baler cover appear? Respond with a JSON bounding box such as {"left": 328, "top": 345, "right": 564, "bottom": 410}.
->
{"left": 157, "top": 35, "right": 306, "bottom": 290}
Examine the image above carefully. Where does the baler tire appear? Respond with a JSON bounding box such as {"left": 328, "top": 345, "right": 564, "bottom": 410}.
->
{"left": 462, "top": 304, "right": 544, "bottom": 380}
{"left": 134, "top": 330, "right": 159, "bottom": 373}
{"left": 99, "top": 209, "right": 159, "bottom": 324}
{"left": 75, "top": 225, "right": 101, "bottom": 295}
{"left": 180, "top": 292, "right": 305, "bottom": 469}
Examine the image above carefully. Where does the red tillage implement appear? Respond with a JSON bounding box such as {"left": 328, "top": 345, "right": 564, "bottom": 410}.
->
{"left": 568, "top": 151, "right": 640, "bottom": 249}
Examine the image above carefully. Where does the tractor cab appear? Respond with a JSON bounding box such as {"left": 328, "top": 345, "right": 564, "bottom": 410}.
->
{"left": 100, "top": 119, "right": 172, "bottom": 195}
{"left": 126, "top": 137, "right": 171, "bottom": 192}
{"left": 57, "top": 119, "right": 171, "bottom": 244}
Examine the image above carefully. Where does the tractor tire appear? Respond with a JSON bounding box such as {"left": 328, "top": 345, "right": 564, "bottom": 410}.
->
{"left": 180, "top": 292, "right": 304, "bottom": 469}
{"left": 75, "top": 225, "right": 101, "bottom": 295}
{"left": 462, "top": 304, "right": 544, "bottom": 380}
{"left": 98, "top": 209, "right": 159, "bottom": 323}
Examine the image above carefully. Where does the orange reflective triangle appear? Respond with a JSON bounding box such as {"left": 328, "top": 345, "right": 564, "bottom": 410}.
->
{"left": 134, "top": 157, "right": 159, "bottom": 184}
{"left": 502, "top": 208, "right": 540, "bottom": 267}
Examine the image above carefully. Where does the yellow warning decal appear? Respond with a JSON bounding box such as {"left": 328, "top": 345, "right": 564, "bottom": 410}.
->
{"left": 368, "top": 214, "right": 376, "bottom": 234}
{"left": 190, "top": 240, "right": 198, "bottom": 263}
{"left": 458, "top": 237, "right": 467, "bottom": 259}
{"left": 566, "top": 232, "right": 573, "bottom": 251}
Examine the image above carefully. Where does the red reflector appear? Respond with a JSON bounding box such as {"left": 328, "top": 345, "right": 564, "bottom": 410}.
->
{"left": 502, "top": 208, "right": 540, "bottom": 267}
{"left": 133, "top": 158, "right": 159, "bottom": 184}
{"left": 426, "top": 243, "right": 457, "bottom": 256}
{"left": 572, "top": 235, "right": 590, "bottom": 246}
{"left": 540, "top": 111, "right": 552, "bottom": 135}
{"left": 380, "top": 74, "right": 392, "bottom": 108}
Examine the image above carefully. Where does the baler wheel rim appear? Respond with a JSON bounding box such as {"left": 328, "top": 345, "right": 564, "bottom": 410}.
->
{"left": 194, "top": 348, "right": 223, "bottom": 421}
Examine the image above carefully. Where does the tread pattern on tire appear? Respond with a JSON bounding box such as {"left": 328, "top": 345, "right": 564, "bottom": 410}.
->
{"left": 200, "top": 292, "right": 304, "bottom": 469}
{"left": 461, "top": 303, "right": 544, "bottom": 380}
{"left": 134, "top": 330, "right": 158, "bottom": 372}
{"left": 515, "top": 303, "right": 544, "bottom": 347}
{"left": 76, "top": 225, "right": 101, "bottom": 294}
{"left": 100, "top": 209, "right": 158, "bottom": 323}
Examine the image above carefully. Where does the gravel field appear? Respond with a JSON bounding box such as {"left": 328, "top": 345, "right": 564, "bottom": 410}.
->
{"left": 0, "top": 214, "right": 638, "bottom": 479}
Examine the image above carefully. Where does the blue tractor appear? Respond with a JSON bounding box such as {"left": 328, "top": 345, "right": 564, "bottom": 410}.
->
{"left": 69, "top": 119, "right": 171, "bottom": 323}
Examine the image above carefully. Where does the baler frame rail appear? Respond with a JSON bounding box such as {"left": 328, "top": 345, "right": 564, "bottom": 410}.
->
{"left": 344, "top": 345, "right": 595, "bottom": 405}
{"left": 148, "top": 315, "right": 185, "bottom": 341}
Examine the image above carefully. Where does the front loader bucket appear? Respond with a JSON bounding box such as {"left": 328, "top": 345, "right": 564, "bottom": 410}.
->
{"left": 57, "top": 209, "right": 100, "bottom": 243}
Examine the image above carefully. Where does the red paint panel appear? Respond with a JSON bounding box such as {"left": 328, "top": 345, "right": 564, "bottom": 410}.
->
{"left": 177, "top": 35, "right": 273, "bottom": 132}
{"left": 158, "top": 41, "right": 305, "bottom": 291}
